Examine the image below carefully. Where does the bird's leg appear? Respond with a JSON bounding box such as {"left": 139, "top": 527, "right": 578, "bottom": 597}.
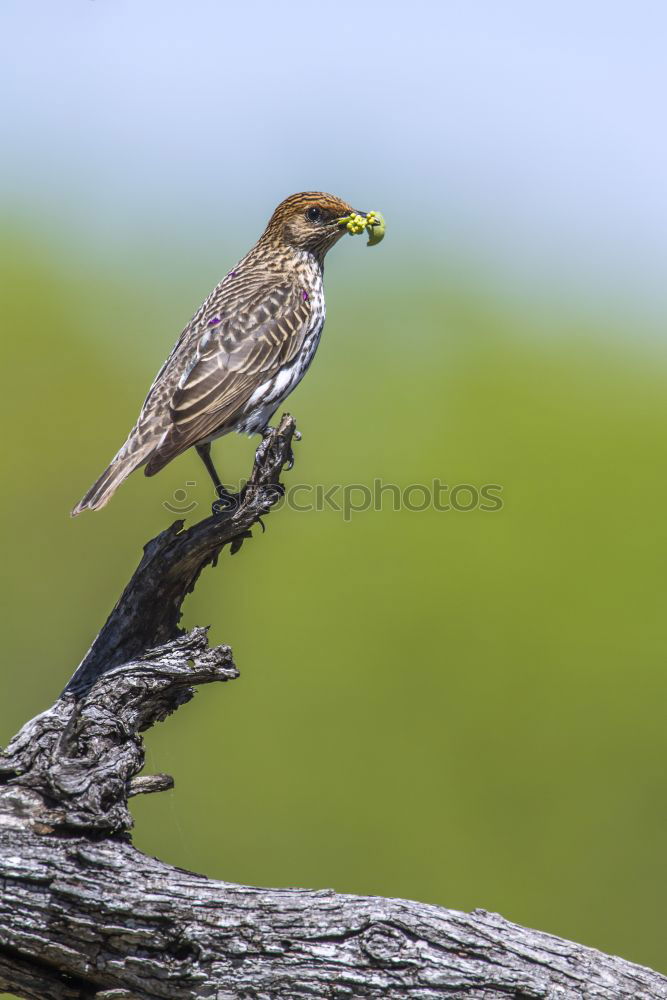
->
{"left": 196, "top": 443, "right": 236, "bottom": 513}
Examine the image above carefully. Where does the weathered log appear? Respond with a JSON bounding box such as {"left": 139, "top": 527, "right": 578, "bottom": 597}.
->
{"left": 2, "top": 824, "right": 665, "bottom": 1000}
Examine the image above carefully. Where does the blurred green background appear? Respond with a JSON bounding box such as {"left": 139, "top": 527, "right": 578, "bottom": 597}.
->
{"left": 2, "top": 0, "right": 667, "bottom": 987}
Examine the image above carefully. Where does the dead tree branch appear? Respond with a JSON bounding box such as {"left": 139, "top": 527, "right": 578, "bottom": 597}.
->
{"left": 1, "top": 413, "right": 665, "bottom": 999}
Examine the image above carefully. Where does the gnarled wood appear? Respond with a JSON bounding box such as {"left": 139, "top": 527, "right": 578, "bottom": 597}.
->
{"left": 1, "top": 828, "right": 665, "bottom": 1000}
{"left": 1, "top": 412, "right": 665, "bottom": 999}
{"left": 0, "top": 629, "right": 235, "bottom": 835}
{"left": 65, "top": 413, "right": 296, "bottom": 699}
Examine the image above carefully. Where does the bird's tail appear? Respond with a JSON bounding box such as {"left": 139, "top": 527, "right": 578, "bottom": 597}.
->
{"left": 71, "top": 442, "right": 153, "bottom": 516}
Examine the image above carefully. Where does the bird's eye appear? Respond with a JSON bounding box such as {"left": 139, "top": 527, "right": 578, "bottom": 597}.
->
{"left": 306, "top": 206, "right": 322, "bottom": 223}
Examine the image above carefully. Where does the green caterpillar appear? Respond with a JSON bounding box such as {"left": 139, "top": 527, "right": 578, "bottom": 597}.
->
{"left": 338, "top": 210, "right": 386, "bottom": 246}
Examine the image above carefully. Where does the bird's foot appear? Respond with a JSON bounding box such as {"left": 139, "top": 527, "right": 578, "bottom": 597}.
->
{"left": 255, "top": 422, "right": 300, "bottom": 471}
{"left": 254, "top": 426, "right": 275, "bottom": 466}
{"left": 269, "top": 481, "right": 285, "bottom": 501}
{"left": 286, "top": 427, "right": 301, "bottom": 469}
{"left": 280, "top": 435, "right": 297, "bottom": 471}
{"left": 211, "top": 487, "right": 240, "bottom": 517}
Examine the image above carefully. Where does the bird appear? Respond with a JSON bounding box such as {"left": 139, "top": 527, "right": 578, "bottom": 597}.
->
{"left": 72, "top": 192, "right": 378, "bottom": 516}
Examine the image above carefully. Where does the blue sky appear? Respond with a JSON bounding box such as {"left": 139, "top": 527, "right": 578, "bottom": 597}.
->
{"left": 1, "top": 0, "right": 666, "bottom": 313}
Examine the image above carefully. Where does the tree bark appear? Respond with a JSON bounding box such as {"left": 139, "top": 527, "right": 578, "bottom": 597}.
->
{"left": 1, "top": 415, "right": 665, "bottom": 1000}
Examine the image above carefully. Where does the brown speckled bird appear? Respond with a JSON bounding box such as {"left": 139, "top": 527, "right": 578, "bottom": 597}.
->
{"left": 72, "top": 192, "right": 370, "bottom": 515}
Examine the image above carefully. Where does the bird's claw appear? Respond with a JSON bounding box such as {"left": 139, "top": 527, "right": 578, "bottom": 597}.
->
{"left": 255, "top": 423, "right": 299, "bottom": 471}
{"left": 284, "top": 434, "right": 300, "bottom": 470}
{"left": 265, "top": 482, "right": 285, "bottom": 502}
{"left": 254, "top": 428, "right": 274, "bottom": 466}
{"left": 211, "top": 489, "right": 239, "bottom": 517}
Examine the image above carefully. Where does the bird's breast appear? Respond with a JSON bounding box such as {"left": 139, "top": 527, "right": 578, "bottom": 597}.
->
{"left": 237, "top": 307, "right": 325, "bottom": 435}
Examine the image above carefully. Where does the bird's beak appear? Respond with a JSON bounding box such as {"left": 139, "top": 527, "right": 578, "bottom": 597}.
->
{"left": 336, "top": 209, "right": 386, "bottom": 245}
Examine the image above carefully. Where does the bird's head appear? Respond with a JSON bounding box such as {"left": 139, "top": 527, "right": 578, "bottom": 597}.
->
{"left": 263, "top": 192, "right": 368, "bottom": 261}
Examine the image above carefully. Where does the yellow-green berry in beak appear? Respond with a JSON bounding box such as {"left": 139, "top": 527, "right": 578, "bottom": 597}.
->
{"left": 342, "top": 213, "right": 367, "bottom": 235}
{"left": 338, "top": 210, "right": 386, "bottom": 246}
{"left": 365, "top": 210, "right": 385, "bottom": 246}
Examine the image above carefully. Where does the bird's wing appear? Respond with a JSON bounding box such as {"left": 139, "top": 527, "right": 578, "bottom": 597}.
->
{"left": 144, "top": 280, "right": 311, "bottom": 473}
